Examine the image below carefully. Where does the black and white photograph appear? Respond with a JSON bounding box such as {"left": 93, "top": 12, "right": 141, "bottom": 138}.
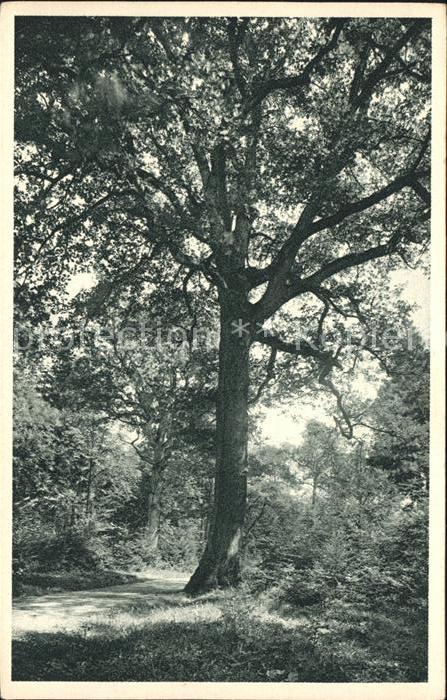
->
{"left": 1, "top": 2, "right": 445, "bottom": 698}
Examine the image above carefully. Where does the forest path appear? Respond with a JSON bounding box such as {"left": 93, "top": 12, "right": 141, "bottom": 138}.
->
{"left": 12, "top": 571, "right": 189, "bottom": 636}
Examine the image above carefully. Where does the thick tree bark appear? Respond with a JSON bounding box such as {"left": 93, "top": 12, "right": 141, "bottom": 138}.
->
{"left": 185, "top": 301, "right": 250, "bottom": 594}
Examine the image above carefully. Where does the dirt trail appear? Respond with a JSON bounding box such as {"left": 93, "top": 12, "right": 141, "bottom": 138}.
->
{"left": 12, "top": 572, "right": 189, "bottom": 636}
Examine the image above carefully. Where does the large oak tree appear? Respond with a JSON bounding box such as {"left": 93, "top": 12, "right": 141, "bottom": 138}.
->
{"left": 15, "top": 16, "right": 430, "bottom": 593}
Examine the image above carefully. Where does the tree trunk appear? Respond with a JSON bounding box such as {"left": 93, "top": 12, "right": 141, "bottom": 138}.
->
{"left": 146, "top": 481, "right": 161, "bottom": 552}
{"left": 185, "top": 301, "right": 250, "bottom": 594}
{"left": 141, "top": 415, "right": 171, "bottom": 553}
{"left": 311, "top": 475, "right": 318, "bottom": 510}
{"left": 85, "top": 457, "right": 94, "bottom": 516}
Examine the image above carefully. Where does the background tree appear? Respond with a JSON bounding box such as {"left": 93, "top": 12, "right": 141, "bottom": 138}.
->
{"left": 365, "top": 333, "right": 429, "bottom": 496}
{"left": 13, "top": 366, "right": 140, "bottom": 578}
{"left": 47, "top": 274, "right": 218, "bottom": 554}
{"left": 294, "top": 420, "right": 341, "bottom": 514}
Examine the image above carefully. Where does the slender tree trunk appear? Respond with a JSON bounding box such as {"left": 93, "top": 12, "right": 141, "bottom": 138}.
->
{"left": 311, "top": 475, "right": 318, "bottom": 510}
{"left": 68, "top": 502, "right": 76, "bottom": 538}
{"left": 140, "top": 414, "right": 171, "bottom": 553}
{"left": 185, "top": 301, "right": 250, "bottom": 594}
{"left": 310, "top": 474, "right": 319, "bottom": 529}
{"left": 204, "top": 477, "right": 214, "bottom": 539}
{"left": 198, "top": 496, "right": 207, "bottom": 546}
{"left": 146, "top": 471, "right": 162, "bottom": 552}
{"left": 85, "top": 457, "right": 94, "bottom": 516}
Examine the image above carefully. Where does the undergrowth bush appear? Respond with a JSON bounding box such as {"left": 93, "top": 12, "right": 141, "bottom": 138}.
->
{"left": 13, "top": 569, "right": 138, "bottom": 598}
{"left": 14, "top": 516, "right": 114, "bottom": 574}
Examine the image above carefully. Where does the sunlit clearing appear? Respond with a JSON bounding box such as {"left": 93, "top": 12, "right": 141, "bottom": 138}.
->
{"left": 83, "top": 601, "right": 222, "bottom": 637}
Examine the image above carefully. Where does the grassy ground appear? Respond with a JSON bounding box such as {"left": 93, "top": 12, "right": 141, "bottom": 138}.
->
{"left": 12, "top": 587, "right": 427, "bottom": 682}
